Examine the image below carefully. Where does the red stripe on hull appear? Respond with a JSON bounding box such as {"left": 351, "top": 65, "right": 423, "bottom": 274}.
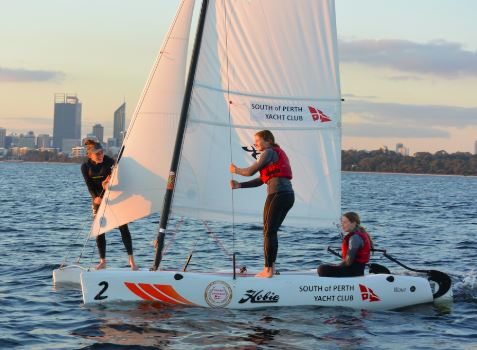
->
{"left": 155, "top": 284, "right": 196, "bottom": 305}
{"left": 138, "top": 283, "right": 179, "bottom": 304}
{"left": 124, "top": 282, "right": 154, "bottom": 301}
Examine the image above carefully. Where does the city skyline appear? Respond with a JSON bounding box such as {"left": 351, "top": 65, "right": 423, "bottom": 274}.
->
{"left": 1, "top": 0, "right": 476, "bottom": 152}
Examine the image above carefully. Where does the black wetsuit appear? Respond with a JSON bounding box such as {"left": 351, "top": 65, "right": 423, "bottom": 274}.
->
{"left": 236, "top": 148, "right": 295, "bottom": 268}
{"left": 81, "top": 155, "right": 133, "bottom": 259}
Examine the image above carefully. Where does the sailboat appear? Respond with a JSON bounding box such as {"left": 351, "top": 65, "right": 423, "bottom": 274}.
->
{"left": 53, "top": 0, "right": 452, "bottom": 311}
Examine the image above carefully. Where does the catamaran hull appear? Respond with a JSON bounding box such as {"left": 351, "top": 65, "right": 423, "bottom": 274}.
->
{"left": 53, "top": 265, "right": 86, "bottom": 285}
{"left": 81, "top": 270, "right": 445, "bottom": 311}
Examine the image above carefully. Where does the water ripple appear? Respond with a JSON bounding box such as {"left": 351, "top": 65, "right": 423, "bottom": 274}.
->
{"left": 1, "top": 164, "right": 477, "bottom": 349}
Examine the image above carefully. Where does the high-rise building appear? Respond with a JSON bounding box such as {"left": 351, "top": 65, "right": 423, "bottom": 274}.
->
{"left": 107, "top": 137, "right": 117, "bottom": 148}
{"left": 396, "top": 143, "right": 409, "bottom": 156}
{"left": 71, "top": 146, "right": 86, "bottom": 158}
{"left": 53, "top": 93, "right": 82, "bottom": 150}
{"left": 62, "top": 139, "right": 82, "bottom": 155}
{"left": 113, "top": 102, "right": 126, "bottom": 147}
{"left": 474, "top": 141, "right": 477, "bottom": 155}
{"left": 8, "top": 133, "right": 20, "bottom": 148}
{"left": 19, "top": 131, "right": 36, "bottom": 149}
{"left": 92, "top": 124, "right": 104, "bottom": 143}
{"left": 37, "top": 134, "right": 51, "bottom": 149}
{"left": 0, "top": 127, "right": 6, "bottom": 148}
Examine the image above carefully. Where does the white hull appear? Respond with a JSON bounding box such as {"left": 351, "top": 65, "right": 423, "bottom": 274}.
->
{"left": 80, "top": 269, "right": 446, "bottom": 311}
{"left": 53, "top": 264, "right": 87, "bottom": 285}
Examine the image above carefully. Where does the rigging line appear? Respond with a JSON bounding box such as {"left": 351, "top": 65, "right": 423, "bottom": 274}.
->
{"left": 222, "top": 0, "right": 236, "bottom": 264}
{"left": 60, "top": 215, "right": 92, "bottom": 267}
{"left": 162, "top": 217, "right": 184, "bottom": 257}
{"left": 62, "top": 179, "right": 107, "bottom": 267}
{"left": 87, "top": 187, "right": 108, "bottom": 269}
{"left": 76, "top": 228, "right": 92, "bottom": 263}
{"left": 87, "top": 233, "right": 97, "bottom": 271}
{"left": 203, "top": 221, "right": 232, "bottom": 260}
{"left": 76, "top": 218, "right": 97, "bottom": 263}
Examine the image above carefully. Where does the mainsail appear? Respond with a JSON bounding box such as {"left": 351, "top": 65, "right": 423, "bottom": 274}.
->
{"left": 172, "top": 0, "right": 342, "bottom": 228}
{"left": 91, "top": 0, "right": 196, "bottom": 237}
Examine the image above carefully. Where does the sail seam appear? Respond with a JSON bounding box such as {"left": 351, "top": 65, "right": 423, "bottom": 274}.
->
{"left": 188, "top": 118, "right": 341, "bottom": 130}
{"left": 193, "top": 83, "right": 341, "bottom": 102}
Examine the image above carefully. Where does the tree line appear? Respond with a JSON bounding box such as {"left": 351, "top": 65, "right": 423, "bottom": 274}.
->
{"left": 342, "top": 149, "right": 477, "bottom": 175}
{"left": 3, "top": 148, "right": 477, "bottom": 176}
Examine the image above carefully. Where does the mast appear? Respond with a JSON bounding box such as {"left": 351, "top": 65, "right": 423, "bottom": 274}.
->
{"left": 152, "top": 0, "right": 209, "bottom": 271}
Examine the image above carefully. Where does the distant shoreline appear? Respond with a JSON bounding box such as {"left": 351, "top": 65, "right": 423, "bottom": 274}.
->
{"left": 342, "top": 170, "right": 477, "bottom": 178}
{"left": 2, "top": 160, "right": 476, "bottom": 177}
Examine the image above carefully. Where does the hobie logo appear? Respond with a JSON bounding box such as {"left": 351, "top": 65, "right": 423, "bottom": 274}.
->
{"left": 238, "top": 290, "right": 279, "bottom": 304}
{"left": 308, "top": 106, "right": 331, "bottom": 123}
{"left": 359, "top": 284, "right": 380, "bottom": 302}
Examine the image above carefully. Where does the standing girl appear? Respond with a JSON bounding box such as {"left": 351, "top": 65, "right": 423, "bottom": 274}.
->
{"left": 230, "top": 130, "right": 294, "bottom": 278}
{"left": 81, "top": 140, "right": 139, "bottom": 270}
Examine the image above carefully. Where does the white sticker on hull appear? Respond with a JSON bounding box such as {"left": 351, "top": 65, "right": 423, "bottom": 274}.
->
{"left": 298, "top": 283, "right": 381, "bottom": 304}
{"left": 205, "top": 281, "right": 232, "bottom": 308}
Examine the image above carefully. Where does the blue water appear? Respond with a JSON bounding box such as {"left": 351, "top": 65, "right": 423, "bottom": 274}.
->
{"left": 1, "top": 162, "right": 476, "bottom": 349}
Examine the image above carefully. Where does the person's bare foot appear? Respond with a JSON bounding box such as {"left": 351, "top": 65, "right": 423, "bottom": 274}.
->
{"left": 129, "top": 256, "right": 139, "bottom": 271}
{"left": 255, "top": 267, "right": 273, "bottom": 278}
{"left": 96, "top": 260, "right": 107, "bottom": 270}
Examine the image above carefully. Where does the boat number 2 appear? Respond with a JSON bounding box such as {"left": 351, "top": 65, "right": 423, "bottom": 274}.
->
{"left": 94, "top": 281, "right": 109, "bottom": 300}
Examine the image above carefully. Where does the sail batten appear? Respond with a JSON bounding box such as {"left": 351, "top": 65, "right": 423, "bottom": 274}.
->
{"left": 188, "top": 118, "right": 340, "bottom": 131}
{"left": 193, "top": 83, "right": 341, "bottom": 101}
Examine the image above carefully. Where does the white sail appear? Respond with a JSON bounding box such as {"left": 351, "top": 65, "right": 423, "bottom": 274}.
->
{"left": 172, "top": 0, "right": 341, "bottom": 228}
{"left": 91, "top": 0, "right": 196, "bottom": 237}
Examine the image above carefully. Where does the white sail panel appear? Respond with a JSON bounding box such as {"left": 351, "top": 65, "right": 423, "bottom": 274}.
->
{"left": 172, "top": 0, "right": 341, "bottom": 228}
{"left": 91, "top": 0, "right": 195, "bottom": 236}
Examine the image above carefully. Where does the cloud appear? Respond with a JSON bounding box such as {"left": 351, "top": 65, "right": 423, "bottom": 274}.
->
{"left": 343, "top": 100, "right": 477, "bottom": 128}
{"left": 339, "top": 39, "right": 477, "bottom": 78}
{"left": 387, "top": 75, "right": 424, "bottom": 81}
{"left": 341, "top": 99, "right": 477, "bottom": 138}
{"left": 0, "top": 116, "right": 52, "bottom": 134}
{"left": 343, "top": 123, "right": 449, "bottom": 139}
{"left": 0, "top": 67, "right": 65, "bottom": 83}
{"left": 342, "top": 93, "right": 377, "bottom": 99}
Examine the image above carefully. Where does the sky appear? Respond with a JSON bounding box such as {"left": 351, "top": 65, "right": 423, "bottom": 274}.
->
{"left": 1, "top": 0, "right": 476, "bottom": 153}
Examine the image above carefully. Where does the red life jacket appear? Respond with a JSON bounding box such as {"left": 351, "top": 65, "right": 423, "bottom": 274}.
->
{"left": 341, "top": 228, "right": 371, "bottom": 264}
{"left": 259, "top": 146, "right": 293, "bottom": 184}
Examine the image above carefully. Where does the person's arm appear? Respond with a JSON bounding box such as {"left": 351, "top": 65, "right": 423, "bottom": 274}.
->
{"left": 81, "top": 163, "right": 97, "bottom": 198}
{"left": 239, "top": 177, "right": 264, "bottom": 188}
{"left": 233, "top": 149, "right": 274, "bottom": 177}
{"left": 230, "top": 177, "right": 263, "bottom": 189}
{"left": 342, "top": 235, "right": 364, "bottom": 266}
{"left": 101, "top": 157, "right": 115, "bottom": 190}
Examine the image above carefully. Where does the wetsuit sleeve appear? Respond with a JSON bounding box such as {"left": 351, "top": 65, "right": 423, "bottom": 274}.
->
{"left": 343, "top": 235, "right": 364, "bottom": 266}
{"left": 235, "top": 149, "right": 274, "bottom": 177}
{"left": 81, "top": 163, "right": 96, "bottom": 198}
{"left": 104, "top": 156, "right": 115, "bottom": 176}
{"left": 239, "top": 177, "right": 264, "bottom": 188}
